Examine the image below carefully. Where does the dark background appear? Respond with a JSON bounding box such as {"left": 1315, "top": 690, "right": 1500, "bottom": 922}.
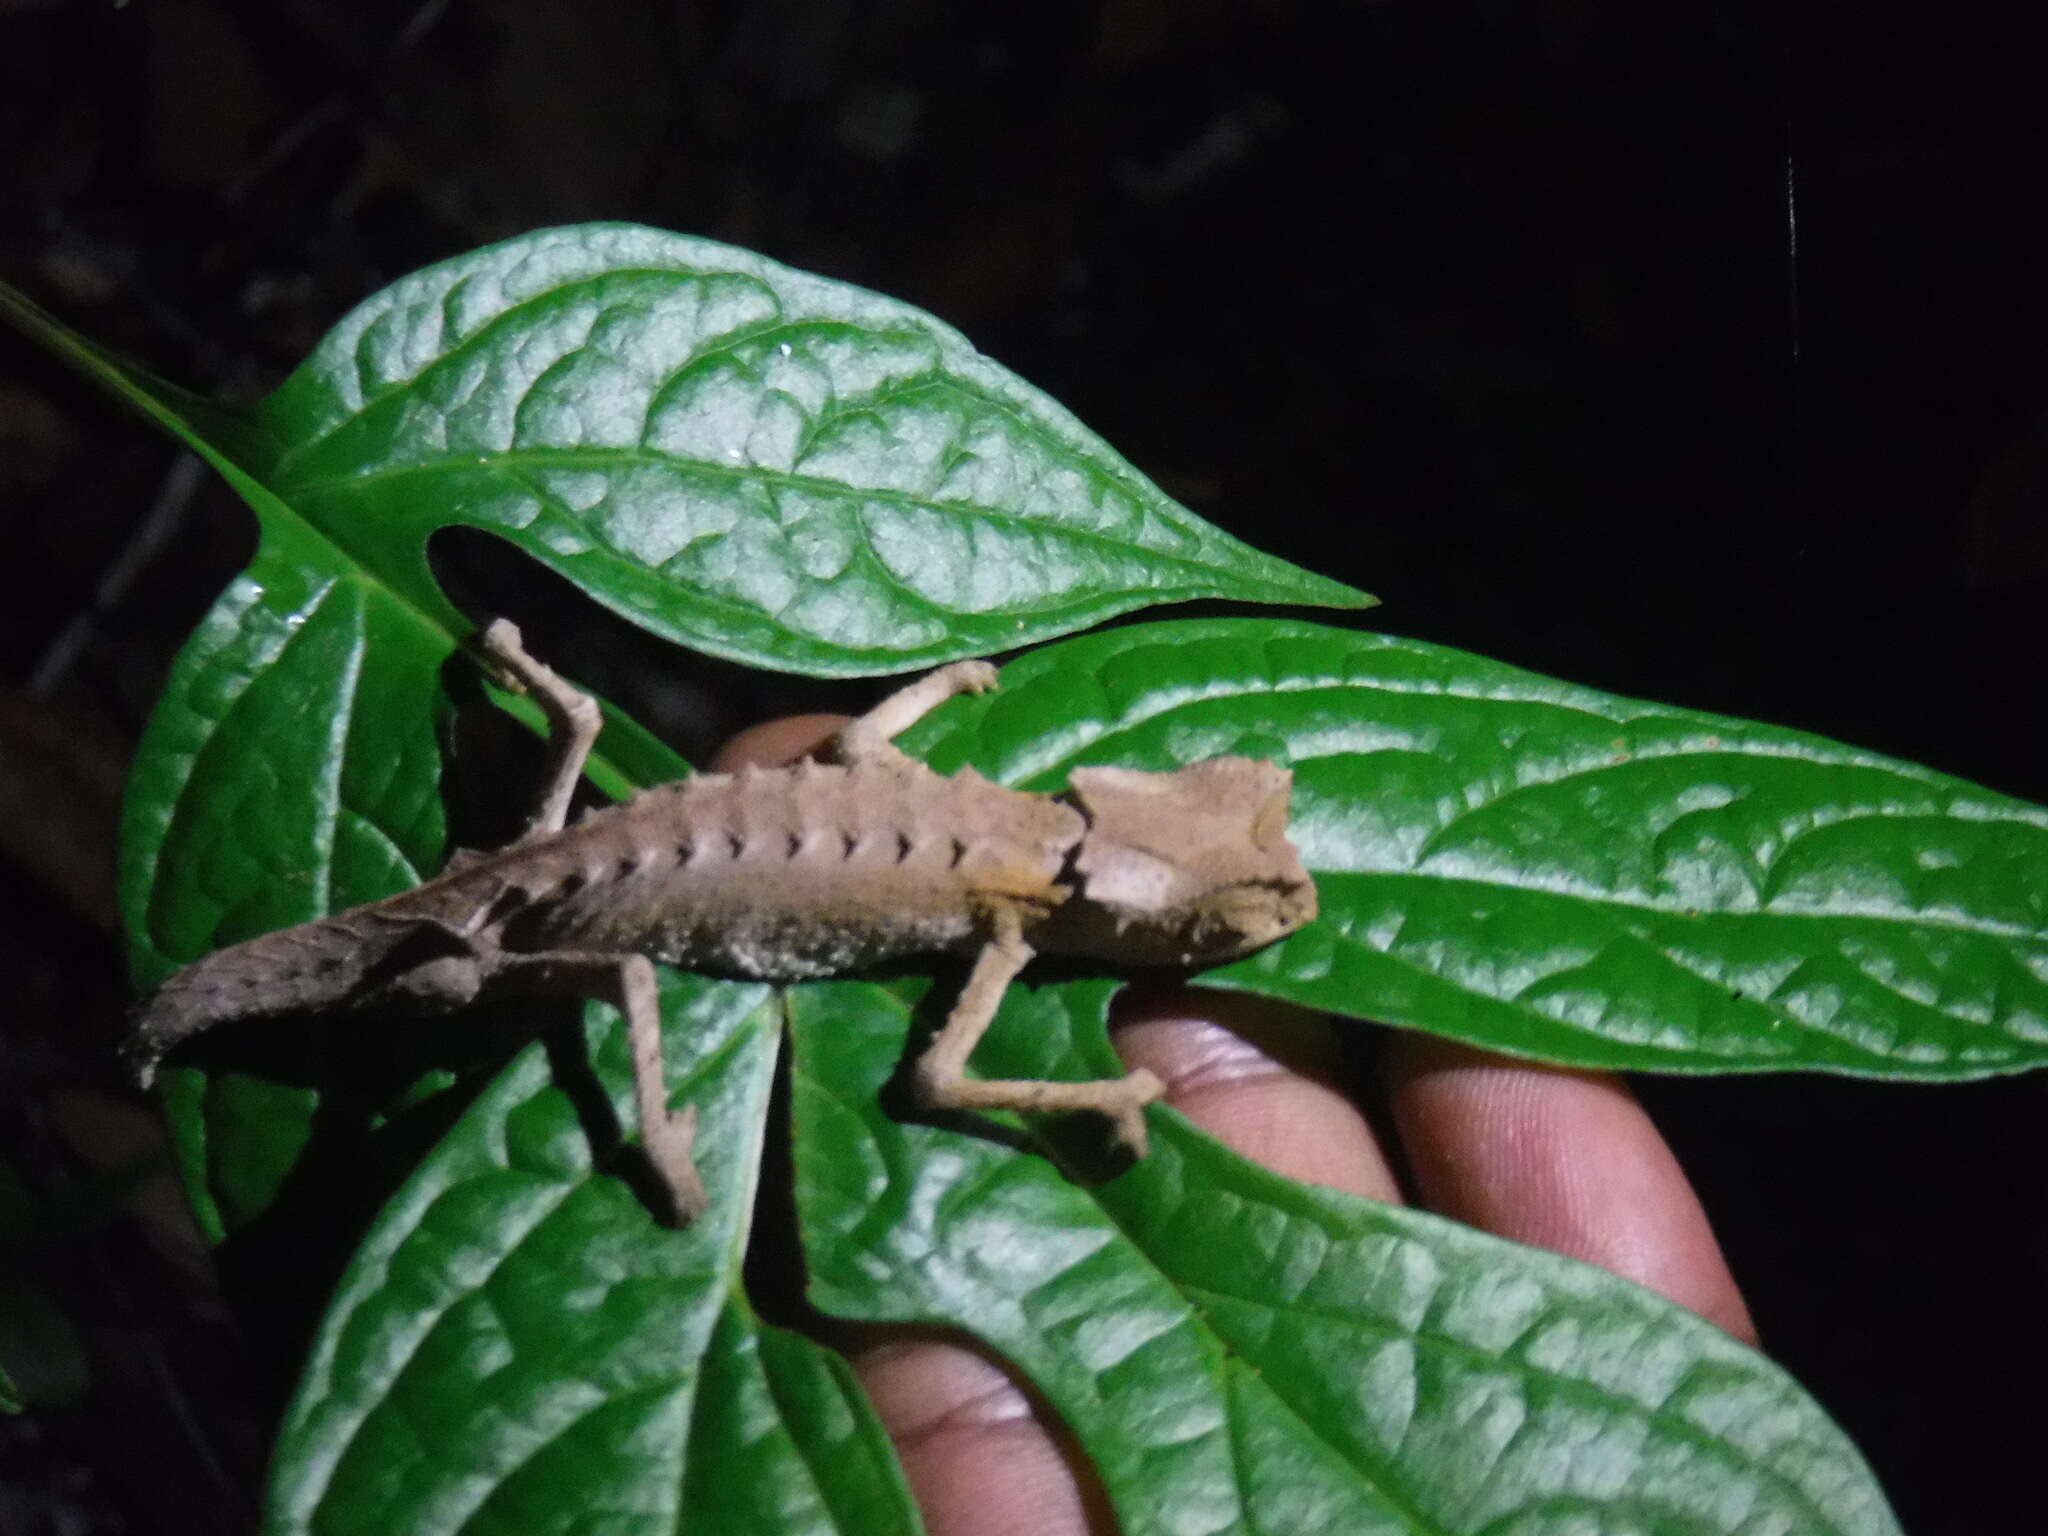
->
{"left": 2, "top": 3, "right": 2043, "bottom": 1532}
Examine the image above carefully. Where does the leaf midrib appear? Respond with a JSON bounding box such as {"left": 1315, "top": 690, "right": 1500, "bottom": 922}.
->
{"left": 277, "top": 446, "right": 1328, "bottom": 599}
{"left": 966, "top": 664, "right": 2045, "bottom": 947}
{"left": 268, "top": 258, "right": 1191, "bottom": 549}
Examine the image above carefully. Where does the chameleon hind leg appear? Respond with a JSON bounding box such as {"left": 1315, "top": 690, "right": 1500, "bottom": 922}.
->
{"left": 494, "top": 950, "right": 708, "bottom": 1226}
{"left": 913, "top": 904, "right": 1165, "bottom": 1157}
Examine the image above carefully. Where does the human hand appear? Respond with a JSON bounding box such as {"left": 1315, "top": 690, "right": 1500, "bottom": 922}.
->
{"left": 716, "top": 715, "right": 1756, "bottom": 1536}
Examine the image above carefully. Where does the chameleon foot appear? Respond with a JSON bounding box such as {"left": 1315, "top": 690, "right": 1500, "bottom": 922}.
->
{"left": 1102, "top": 1067, "right": 1165, "bottom": 1159}
{"left": 834, "top": 659, "right": 1000, "bottom": 764}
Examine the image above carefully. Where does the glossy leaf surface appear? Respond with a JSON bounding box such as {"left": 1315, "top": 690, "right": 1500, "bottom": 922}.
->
{"left": 121, "top": 545, "right": 461, "bottom": 1241}
{"left": 266, "top": 972, "right": 924, "bottom": 1536}
{"left": 790, "top": 977, "right": 1900, "bottom": 1536}
{"left": 249, "top": 223, "right": 1369, "bottom": 674}
{"left": 908, "top": 619, "right": 2048, "bottom": 1077}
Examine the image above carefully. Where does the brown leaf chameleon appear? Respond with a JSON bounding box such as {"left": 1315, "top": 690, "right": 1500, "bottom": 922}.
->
{"left": 129, "top": 621, "right": 1318, "bottom": 1224}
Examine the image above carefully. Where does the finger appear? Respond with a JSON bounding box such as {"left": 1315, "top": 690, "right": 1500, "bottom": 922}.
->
{"left": 1389, "top": 1036, "right": 1757, "bottom": 1343}
{"left": 1113, "top": 988, "right": 1402, "bottom": 1203}
{"left": 855, "top": 1336, "right": 1111, "bottom": 1536}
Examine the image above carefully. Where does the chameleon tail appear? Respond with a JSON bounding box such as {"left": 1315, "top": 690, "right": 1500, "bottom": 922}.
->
{"left": 125, "top": 918, "right": 422, "bottom": 1087}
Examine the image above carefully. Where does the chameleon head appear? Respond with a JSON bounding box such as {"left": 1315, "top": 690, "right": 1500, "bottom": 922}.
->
{"left": 1051, "top": 757, "right": 1318, "bottom": 967}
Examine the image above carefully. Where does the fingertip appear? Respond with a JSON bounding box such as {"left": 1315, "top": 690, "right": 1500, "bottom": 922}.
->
{"left": 855, "top": 1335, "right": 1108, "bottom": 1536}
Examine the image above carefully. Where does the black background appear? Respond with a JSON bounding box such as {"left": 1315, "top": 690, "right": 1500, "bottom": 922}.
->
{"left": 2, "top": 4, "right": 2043, "bottom": 1533}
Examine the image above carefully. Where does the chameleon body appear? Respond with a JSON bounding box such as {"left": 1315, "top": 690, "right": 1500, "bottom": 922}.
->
{"left": 130, "top": 622, "right": 1318, "bottom": 1223}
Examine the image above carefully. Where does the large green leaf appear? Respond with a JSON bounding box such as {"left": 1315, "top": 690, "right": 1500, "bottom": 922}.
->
{"left": 266, "top": 972, "right": 924, "bottom": 1536}
{"left": 263, "top": 961, "right": 1908, "bottom": 1536}
{"left": 248, "top": 223, "right": 1370, "bottom": 675}
{"left": 789, "top": 976, "right": 1900, "bottom": 1536}
{"left": 122, "top": 544, "right": 461, "bottom": 1242}
{"left": 907, "top": 618, "right": 2048, "bottom": 1078}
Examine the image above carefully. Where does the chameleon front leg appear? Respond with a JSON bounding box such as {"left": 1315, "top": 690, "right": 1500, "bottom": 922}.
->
{"left": 913, "top": 904, "right": 1166, "bottom": 1157}
{"left": 491, "top": 950, "right": 708, "bottom": 1225}
{"left": 474, "top": 619, "right": 605, "bottom": 841}
{"left": 834, "top": 660, "right": 1000, "bottom": 765}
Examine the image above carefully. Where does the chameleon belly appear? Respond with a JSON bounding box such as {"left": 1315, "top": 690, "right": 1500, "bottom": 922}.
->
{"left": 493, "top": 755, "right": 1085, "bottom": 978}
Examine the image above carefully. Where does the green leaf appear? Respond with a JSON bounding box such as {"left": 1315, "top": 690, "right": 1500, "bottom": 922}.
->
{"left": 789, "top": 977, "right": 1900, "bottom": 1536}
{"left": 120, "top": 555, "right": 454, "bottom": 989}
{"left": 266, "top": 971, "right": 924, "bottom": 1536}
{"left": 248, "top": 223, "right": 1370, "bottom": 675}
{"left": 906, "top": 617, "right": 2048, "bottom": 1078}
{"left": 118, "top": 544, "right": 459, "bottom": 1240}
{"left": 6, "top": 239, "right": 1367, "bottom": 688}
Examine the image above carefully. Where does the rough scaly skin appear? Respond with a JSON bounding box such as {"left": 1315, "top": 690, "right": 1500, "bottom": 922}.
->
{"left": 130, "top": 624, "right": 1318, "bottom": 1225}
